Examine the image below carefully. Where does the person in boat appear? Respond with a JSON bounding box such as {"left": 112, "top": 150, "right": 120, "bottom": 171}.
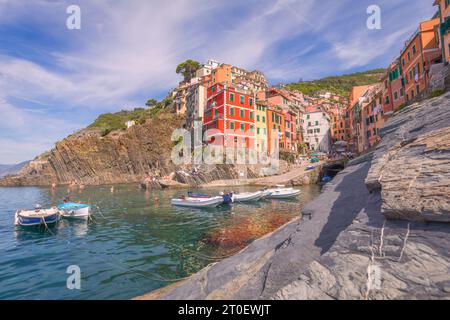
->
{"left": 63, "top": 196, "right": 70, "bottom": 203}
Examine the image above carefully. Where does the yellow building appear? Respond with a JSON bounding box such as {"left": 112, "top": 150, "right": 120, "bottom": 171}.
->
{"left": 255, "top": 102, "right": 268, "bottom": 155}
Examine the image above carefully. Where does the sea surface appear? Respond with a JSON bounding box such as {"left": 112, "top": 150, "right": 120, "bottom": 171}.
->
{"left": 0, "top": 184, "right": 320, "bottom": 300}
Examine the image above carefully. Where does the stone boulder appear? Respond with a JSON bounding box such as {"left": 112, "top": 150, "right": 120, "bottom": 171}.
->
{"left": 366, "top": 92, "right": 450, "bottom": 222}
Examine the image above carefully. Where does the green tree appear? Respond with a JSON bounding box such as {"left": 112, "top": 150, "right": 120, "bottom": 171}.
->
{"left": 176, "top": 59, "right": 200, "bottom": 82}
{"left": 145, "top": 98, "right": 158, "bottom": 107}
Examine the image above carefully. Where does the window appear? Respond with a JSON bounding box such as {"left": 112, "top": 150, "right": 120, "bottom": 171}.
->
{"left": 249, "top": 111, "right": 254, "bottom": 119}
{"left": 230, "top": 107, "right": 235, "bottom": 116}
{"left": 315, "top": 121, "right": 319, "bottom": 126}
{"left": 240, "top": 123, "right": 245, "bottom": 131}
{"left": 249, "top": 98, "right": 253, "bottom": 106}
{"left": 250, "top": 125, "right": 254, "bottom": 132}
{"left": 407, "top": 52, "right": 411, "bottom": 62}
{"left": 263, "top": 116, "right": 266, "bottom": 123}
{"left": 411, "top": 89, "right": 415, "bottom": 99}
{"left": 402, "top": 58, "right": 405, "bottom": 67}
{"left": 308, "top": 122, "right": 312, "bottom": 127}
{"left": 416, "top": 85, "right": 420, "bottom": 95}
{"left": 257, "top": 128, "right": 260, "bottom": 134}
{"left": 240, "top": 96, "right": 245, "bottom": 104}
{"left": 400, "top": 88, "right": 404, "bottom": 97}
{"left": 394, "top": 91, "right": 398, "bottom": 100}
{"left": 212, "top": 86, "right": 216, "bottom": 93}
{"left": 240, "top": 109, "right": 245, "bottom": 118}
{"left": 215, "top": 109, "right": 219, "bottom": 117}
{"left": 306, "top": 114, "right": 310, "bottom": 120}
{"left": 385, "top": 96, "right": 390, "bottom": 105}
{"left": 264, "top": 128, "right": 267, "bottom": 135}
{"left": 230, "top": 122, "right": 235, "bottom": 130}
{"left": 257, "top": 115, "right": 260, "bottom": 122}
{"left": 230, "top": 93, "right": 234, "bottom": 102}
{"left": 412, "top": 45, "right": 417, "bottom": 55}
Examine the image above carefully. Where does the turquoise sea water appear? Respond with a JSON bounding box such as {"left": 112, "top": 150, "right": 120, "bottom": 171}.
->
{"left": 0, "top": 184, "right": 320, "bottom": 300}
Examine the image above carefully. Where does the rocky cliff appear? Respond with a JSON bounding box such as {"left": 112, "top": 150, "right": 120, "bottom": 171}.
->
{"left": 0, "top": 112, "right": 185, "bottom": 186}
{"left": 136, "top": 93, "right": 450, "bottom": 300}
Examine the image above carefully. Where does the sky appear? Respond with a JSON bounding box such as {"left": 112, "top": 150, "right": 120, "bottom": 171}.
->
{"left": 0, "top": 0, "right": 437, "bottom": 163}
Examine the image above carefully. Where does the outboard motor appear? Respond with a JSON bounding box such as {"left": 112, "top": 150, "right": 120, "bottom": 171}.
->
{"left": 222, "top": 193, "right": 233, "bottom": 205}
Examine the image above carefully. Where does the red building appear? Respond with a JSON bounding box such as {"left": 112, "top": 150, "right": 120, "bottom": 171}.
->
{"left": 282, "top": 110, "right": 297, "bottom": 152}
{"left": 203, "top": 83, "right": 256, "bottom": 149}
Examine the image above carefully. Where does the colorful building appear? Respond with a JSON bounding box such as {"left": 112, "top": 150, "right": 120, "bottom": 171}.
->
{"left": 255, "top": 101, "right": 268, "bottom": 155}
{"left": 282, "top": 110, "right": 298, "bottom": 152}
{"left": 203, "top": 83, "right": 256, "bottom": 149}
{"left": 434, "top": 0, "right": 450, "bottom": 64}
{"left": 387, "top": 59, "right": 406, "bottom": 111}
{"left": 400, "top": 18, "right": 441, "bottom": 102}
{"left": 302, "top": 105, "right": 332, "bottom": 153}
{"left": 266, "top": 107, "right": 285, "bottom": 155}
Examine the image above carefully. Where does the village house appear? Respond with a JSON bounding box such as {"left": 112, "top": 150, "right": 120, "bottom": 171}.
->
{"left": 434, "top": 0, "right": 450, "bottom": 64}
{"left": 302, "top": 105, "right": 332, "bottom": 153}
{"left": 387, "top": 59, "right": 406, "bottom": 111}
{"left": 203, "top": 83, "right": 256, "bottom": 150}
{"left": 255, "top": 101, "right": 268, "bottom": 156}
{"left": 266, "top": 106, "right": 285, "bottom": 155}
{"left": 400, "top": 18, "right": 441, "bottom": 102}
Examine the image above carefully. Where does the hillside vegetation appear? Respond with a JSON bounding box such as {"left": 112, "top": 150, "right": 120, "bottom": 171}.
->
{"left": 88, "top": 95, "right": 173, "bottom": 135}
{"left": 287, "top": 69, "right": 384, "bottom": 96}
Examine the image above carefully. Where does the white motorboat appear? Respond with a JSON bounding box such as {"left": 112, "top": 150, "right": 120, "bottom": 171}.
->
{"left": 14, "top": 206, "right": 60, "bottom": 227}
{"left": 58, "top": 202, "right": 91, "bottom": 220}
{"left": 232, "top": 191, "right": 266, "bottom": 202}
{"left": 171, "top": 196, "right": 224, "bottom": 208}
{"left": 265, "top": 185, "right": 301, "bottom": 199}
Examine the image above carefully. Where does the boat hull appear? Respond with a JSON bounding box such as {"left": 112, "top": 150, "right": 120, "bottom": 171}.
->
{"left": 266, "top": 189, "right": 301, "bottom": 199}
{"left": 58, "top": 203, "right": 91, "bottom": 220}
{"left": 233, "top": 191, "right": 266, "bottom": 202}
{"left": 15, "top": 208, "right": 60, "bottom": 227}
{"left": 171, "top": 197, "right": 223, "bottom": 208}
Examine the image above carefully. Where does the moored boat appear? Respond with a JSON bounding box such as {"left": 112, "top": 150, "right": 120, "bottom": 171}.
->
{"left": 265, "top": 185, "right": 301, "bottom": 199}
{"left": 14, "top": 206, "right": 60, "bottom": 227}
{"left": 232, "top": 191, "right": 266, "bottom": 203}
{"left": 171, "top": 196, "right": 224, "bottom": 208}
{"left": 58, "top": 202, "right": 91, "bottom": 220}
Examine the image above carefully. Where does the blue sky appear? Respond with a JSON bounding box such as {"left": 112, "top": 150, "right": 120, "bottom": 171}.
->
{"left": 0, "top": 0, "right": 436, "bottom": 163}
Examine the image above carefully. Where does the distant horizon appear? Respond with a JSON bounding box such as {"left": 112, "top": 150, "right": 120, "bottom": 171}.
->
{"left": 0, "top": 0, "right": 436, "bottom": 163}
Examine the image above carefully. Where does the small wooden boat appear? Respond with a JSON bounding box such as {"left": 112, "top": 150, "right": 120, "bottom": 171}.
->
{"left": 171, "top": 196, "right": 225, "bottom": 208}
{"left": 58, "top": 202, "right": 91, "bottom": 220}
{"left": 266, "top": 185, "right": 301, "bottom": 199}
{"left": 232, "top": 191, "right": 266, "bottom": 203}
{"left": 14, "top": 206, "right": 60, "bottom": 227}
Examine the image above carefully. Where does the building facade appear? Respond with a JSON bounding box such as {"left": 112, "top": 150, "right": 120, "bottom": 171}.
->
{"left": 400, "top": 18, "right": 441, "bottom": 102}
{"left": 203, "top": 83, "right": 256, "bottom": 149}
{"left": 303, "top": 105, "right": 332, "bottom": 153}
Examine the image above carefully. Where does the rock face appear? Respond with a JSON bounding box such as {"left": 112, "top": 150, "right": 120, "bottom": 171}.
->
{"left": 0, "top": 113, "right": 184, "bottom": 186}
{"left": 136, "top": 96, "right": 450, "bottom": 300}
{"left": 366, "top": 92, "right": 450, "bottom": 222}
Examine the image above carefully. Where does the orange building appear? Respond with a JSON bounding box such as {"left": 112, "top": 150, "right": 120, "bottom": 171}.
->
{"left": 387, "top": 59, "right": 406, "bottom": 111}
{"left": 211, "top": 64, "right": 232, "bottom": 86}
{"left": 400, "top": 18, "right": 441, "bottom": 102}
{"left": 266, "top": 107, "right": 285, "bottom": 155}
{"left": 434, "top": 0, "right": 450, "bottom": 63}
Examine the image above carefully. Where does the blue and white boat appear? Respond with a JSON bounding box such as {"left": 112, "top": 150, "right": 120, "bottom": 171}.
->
{"left": 57, "top": 202, "right": 91, "bottom": 220}
{"left": 14, "top": 206, "right": 60, "bottom": 227}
